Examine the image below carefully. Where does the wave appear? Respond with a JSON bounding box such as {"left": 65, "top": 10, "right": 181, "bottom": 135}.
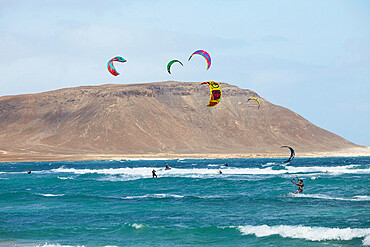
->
{"left": 36, "top": 193, "right": 64, "bottom": 197}
{"left": 261, "top": 162, "right": 278, "bottom": 167}
{"left": 130, "top": 223, "right": 145, "bottom": 229}
{"left": 233, "top": 225, "right": 370, "bottom": 242}
{"left": 50, "top": 165, "right": 370, "bottom": 178}
{"left": 364, "top": 235, "right": 370, "bottom": 246}
{"left": 123, "top": 193, "right": 184, "bottom": 200}
{"left": 58, "top": 176, "right": 74, "bottom": 180}
{"left": 35, "top": 244, "right": 86, "bottom": 247}
{"left": 194, "top": 195, "right": 226, "bottom": 199}
{"left": 288, "top": 193, "right": 370, "bottom": 201}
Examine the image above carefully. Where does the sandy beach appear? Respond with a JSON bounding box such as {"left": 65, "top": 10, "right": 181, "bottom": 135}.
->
{"left": 1, "top": 146, "right": 369, "bottom": 163}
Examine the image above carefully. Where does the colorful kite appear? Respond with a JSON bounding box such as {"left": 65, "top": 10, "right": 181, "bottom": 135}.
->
{"left": 202, "top": 81, "right": 222, "bottom": 107}
{"left": 107, "top": 56, "right": 126, "bottom": 76}
{"left": 167, "top": 59, "right": 183, "bottom": 74}
{"left": 247, "top": 97, "right": 261, "bottom": 109}
{"left": 188, "top": 50, "right": 211, "bottom": 70}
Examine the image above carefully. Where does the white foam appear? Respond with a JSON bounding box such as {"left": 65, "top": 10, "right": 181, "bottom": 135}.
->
{"left": 354, "top": 195, "right": 370, "bottom": 200}
{"left": 130, "top": 223, "right": 145, "bottom": 229}
{"left": 36, "top": 243, "right": 85, "bottom": 247}
{"left": 58, "top": 176, "right": 74, "bottom": 180}
{"left": 197, "top": 195, "right": 226, "bottom": 199}
{"left": 123, "top": 193, "right": 184, "bottom": 200}
{"left": 290, "top": 193, "right": 370, "bottom": 201}
{"left": 235, "top": 225, "right": 370, "bottom": 242}
{"left": 363, "top": 235, "right": 370, "bottom": 246}
{"left": 284, "top": 164, "right": 370, "bottom": 175}
{"left": 50, "top": 164, "right": 370, "bottom": 179}
{"left": 37, "top": 193, "right": 64, "bottom": 197}
{"left": 262, "top": 162, "right": 278, "bottom": 167}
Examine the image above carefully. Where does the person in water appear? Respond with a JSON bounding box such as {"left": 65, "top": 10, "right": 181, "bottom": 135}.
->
{"left": 165, "top": 164, "right": 171, "bottom": 170}
{"left": 293, "top": 179, "right": 304, "bottom": 194}
{"left": 27, "top": 170, "right": 31, "bottom": 174}
{"left": 224, "top": 163, "right": 228, "bottom": 167}
{"left": 218, "top": 170, "right": 222, "bottom": 174}
{"left": 152, "top": 169, "right": 157, "bottom": 178}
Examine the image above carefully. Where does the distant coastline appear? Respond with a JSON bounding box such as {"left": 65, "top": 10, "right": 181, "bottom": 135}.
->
{"left": 1, "top": 147, "right": 369, "bottom": 163}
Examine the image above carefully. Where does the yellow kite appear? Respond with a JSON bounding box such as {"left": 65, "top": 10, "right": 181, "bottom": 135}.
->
{"left": 247, "top": 97, "right": 260, "bottom": 109}
{"left": 201, "top": 81, "right": 222, "bottom": 107}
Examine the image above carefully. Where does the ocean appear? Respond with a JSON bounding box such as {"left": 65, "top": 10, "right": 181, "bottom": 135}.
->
{"left": 0, "top": 157, "right": 369, "bottom": 246}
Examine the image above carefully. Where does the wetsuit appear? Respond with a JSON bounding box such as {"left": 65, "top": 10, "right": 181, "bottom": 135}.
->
{"left": 152, "top": 170, "right": 157, "bottom": 178}
{"left": 295, "top": 182, "right": 304, "bottom": 193}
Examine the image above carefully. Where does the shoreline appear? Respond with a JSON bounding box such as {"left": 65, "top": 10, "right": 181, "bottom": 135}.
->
{"left": 0, "top": 147, "right": 369, "bottom": 163}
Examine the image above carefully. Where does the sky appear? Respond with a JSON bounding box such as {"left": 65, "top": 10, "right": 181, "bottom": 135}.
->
{"left": 0, "top": 0, "right": 369, "bottom": 146}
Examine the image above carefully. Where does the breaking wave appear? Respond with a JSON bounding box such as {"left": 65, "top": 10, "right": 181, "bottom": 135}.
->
{"left": 50, "top": 164, "right": 370, "bottom": 179}
{"left": 130, "top": 223, "right": 145, "bottom": 229}
{"left": 289, "top": 194, "right": 370, "bottom": 201}
{"left": 234, "top": 225, "right": 370, "bottom": 242}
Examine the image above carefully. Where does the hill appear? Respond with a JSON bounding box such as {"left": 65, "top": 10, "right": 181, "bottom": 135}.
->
{"left": 0, "top": 81, "right": 366, "bottom": 162}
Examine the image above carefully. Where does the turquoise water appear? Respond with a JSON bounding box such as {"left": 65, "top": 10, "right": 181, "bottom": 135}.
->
{"left": 1, "top": 157, "right": 369, "bottom": 246}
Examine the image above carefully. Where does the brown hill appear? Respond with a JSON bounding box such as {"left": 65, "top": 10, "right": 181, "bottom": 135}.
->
{"left": 0, "top": 81, "right": 364, "bottom": 162}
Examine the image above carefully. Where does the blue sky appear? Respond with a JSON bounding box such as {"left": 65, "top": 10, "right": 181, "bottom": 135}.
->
{"left": 0, "top": 0, "right": 369, "bottom": 145}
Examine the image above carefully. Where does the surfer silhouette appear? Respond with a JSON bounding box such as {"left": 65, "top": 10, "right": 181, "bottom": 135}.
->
{"left": 152, "top": 169, "right": 157, "bottom": 178}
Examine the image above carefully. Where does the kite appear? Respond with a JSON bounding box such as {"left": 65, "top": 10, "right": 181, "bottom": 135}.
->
{"left": 247, "top": 97, "right": 261, "bottom": 109}
{"left": 202, "top": 81, "right": 222, "bottom": 107}
{"left": 188, "top": 50, "right": 211, "bottom": 70}
{"left": 167, "top": 59, "right": 183, "bottom": 74}
{"left": 281, "top": 146, "right": 295, "bottom": 163}
{"left": 107, "top": 56, "right": 126, "bottom": 76}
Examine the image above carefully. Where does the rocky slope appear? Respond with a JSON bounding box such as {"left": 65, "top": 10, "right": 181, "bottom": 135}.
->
{"left": 0, "top": 81, "right": 360, "bottom": 161}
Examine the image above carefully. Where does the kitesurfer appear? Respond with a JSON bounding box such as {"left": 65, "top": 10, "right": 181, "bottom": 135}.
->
{"left": 152, "top": 169, "right": 157, "bottom": 178}
{"left": 293, "top": 179, "right": 304, "bottom": 194}
{"left": 165, "top": 164, "right": 171, "bottom": 170}
{"left": 27, "top": 170, "right": 31, "bottom": 174}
